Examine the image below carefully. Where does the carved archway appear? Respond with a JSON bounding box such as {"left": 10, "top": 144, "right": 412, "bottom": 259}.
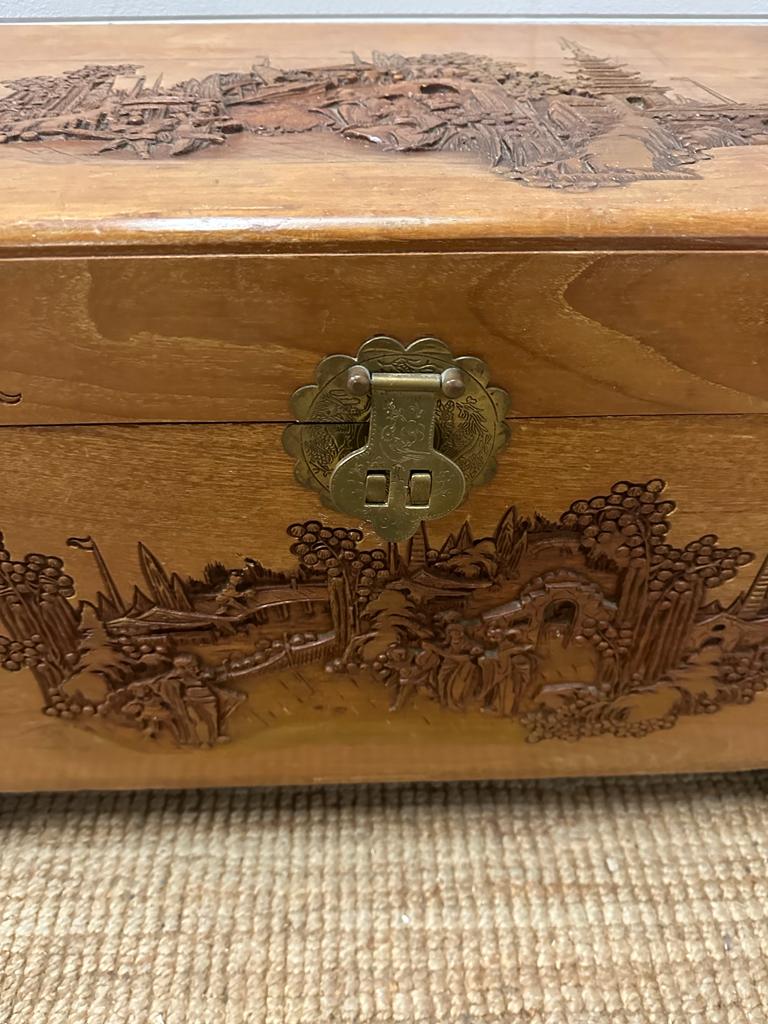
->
{"left": 505, "top": 571, "right": 616, "bottom": 639}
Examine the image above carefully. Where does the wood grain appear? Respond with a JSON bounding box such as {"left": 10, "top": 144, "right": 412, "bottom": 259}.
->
{"left": 2, "top": 251, "right": 767, "bottom": 425}
{"left": 0, "top": 23, "right": 767, "bottom": 253}
{"left": 6, "top": 416, "right": 765, "bottom": 602}
{"left": 1, "top": 21, "right": 767, "bottom": 789}
{"left": 0, "top": 414, "right": 767, "bottom": 791}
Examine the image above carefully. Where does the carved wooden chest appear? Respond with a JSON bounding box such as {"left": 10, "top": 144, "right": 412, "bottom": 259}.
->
{"left": 1, "top": 22, "right": 767, "bottom": 790}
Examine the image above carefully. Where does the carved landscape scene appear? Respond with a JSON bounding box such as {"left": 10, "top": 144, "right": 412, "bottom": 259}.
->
{"left": 1, "top": 478, "right": 768, "bottom": 750}
{"left": 1, "top": 41, "right": 767, "bottom": 188}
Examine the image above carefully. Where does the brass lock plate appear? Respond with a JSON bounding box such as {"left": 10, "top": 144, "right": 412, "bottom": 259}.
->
{"left": 283, "top": 336, "right": 510, "bottom": 541}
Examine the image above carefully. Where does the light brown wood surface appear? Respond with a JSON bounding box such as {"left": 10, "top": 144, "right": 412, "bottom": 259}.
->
{"left": 0, "top": 23, "right": 767, "bottom": 253}
{"left": 2, "top": 251, "right": 768, "bottom": 425}
{"left": 0, "top": 416, "right": 767, "bottom": 791}
{"left": 1, "top": 20, "right": 767, "bottom": 789}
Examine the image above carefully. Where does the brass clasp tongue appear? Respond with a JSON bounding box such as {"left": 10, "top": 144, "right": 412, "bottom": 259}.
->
{"left": 328, "top": 366, "right": 467, "bottom": 542}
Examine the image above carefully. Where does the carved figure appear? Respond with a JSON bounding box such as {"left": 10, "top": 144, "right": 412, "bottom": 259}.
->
{"left": 479, "top": 626, "right": 537, "bottom": 716}
{"left": 100, "top": 653, "right": 244, "bottom": 745}
{"left": 420, "top": 623, "right": 484, "bottom": 710}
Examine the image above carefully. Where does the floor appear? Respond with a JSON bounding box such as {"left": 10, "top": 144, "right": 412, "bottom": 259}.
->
{"left": 0, "top": 773, "right": 766, "bottom": 1024}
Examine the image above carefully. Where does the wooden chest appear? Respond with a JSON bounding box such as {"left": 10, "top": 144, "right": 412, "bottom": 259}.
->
{"left": 1, "top": 21, "right": 767, "bottom": 791}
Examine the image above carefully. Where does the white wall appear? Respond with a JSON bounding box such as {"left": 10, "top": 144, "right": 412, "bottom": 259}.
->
{"left": 2, "top": 2, "right": 766, "bottom": 19}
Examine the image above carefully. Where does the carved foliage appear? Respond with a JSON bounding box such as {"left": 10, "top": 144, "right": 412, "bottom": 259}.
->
{"left": 1, "top": 477, "right": 768, "bottom": 749}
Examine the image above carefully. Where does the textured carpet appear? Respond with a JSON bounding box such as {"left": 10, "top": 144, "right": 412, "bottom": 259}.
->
{"left": 1, "top": 774, "right": 767, "bottom": 1024}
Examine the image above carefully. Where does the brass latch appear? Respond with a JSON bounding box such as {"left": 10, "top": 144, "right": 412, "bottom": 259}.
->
{"left": 283, "top": 336, "right": 510, "bottom": 542}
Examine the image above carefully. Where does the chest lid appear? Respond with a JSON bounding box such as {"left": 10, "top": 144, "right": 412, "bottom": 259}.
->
{"left": 0, "top": 21, "right": 767, "bottom": 254}
{"left": 1, "top": 22, "right": 767, "bottom": 431}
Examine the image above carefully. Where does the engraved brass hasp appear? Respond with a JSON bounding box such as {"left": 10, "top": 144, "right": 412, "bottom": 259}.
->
{"left": 283, "top": 336, "right": 511, "bottom": 542}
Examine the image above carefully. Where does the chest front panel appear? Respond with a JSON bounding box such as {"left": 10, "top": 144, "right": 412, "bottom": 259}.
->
{"left": 1, "top": 249, "right": 767, "bottom": 789}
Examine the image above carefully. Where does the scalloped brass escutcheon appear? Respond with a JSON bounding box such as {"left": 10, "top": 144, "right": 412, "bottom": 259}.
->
{"left": 283, "top": 336, "right": 511, "bottom": 542}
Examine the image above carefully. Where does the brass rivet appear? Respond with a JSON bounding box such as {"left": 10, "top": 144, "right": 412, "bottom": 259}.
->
{"left": 346, "top": 365, "right": 372, "bottom": 396}
{"left": 440, "top": 367, "right": 465, "bottom": 398}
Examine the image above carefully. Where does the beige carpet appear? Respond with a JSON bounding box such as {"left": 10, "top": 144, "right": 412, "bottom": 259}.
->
{"left": 1, "top": 774, "right": 767, "bottom": 1024}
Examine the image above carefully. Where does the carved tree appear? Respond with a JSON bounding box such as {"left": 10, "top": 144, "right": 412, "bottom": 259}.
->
{"left": 494, "top": 506, "right": 528, "bottom": 577}
{"left": 436, "top": 538, "right": 499, "bottom": 579}
{"left": 0, "top": 531, "right": 80, "bottom": 704}
{"left": 562, "top": 479, "right": 753, "bottom": 685}
{"left": 288, "top": 520, "right": 390, "bottom": 649}
{"left": 636, "top": 534, "right": 752, "bottom": 680}
{"left": 355, "top": 583, "right": 427, "bottom": 662}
